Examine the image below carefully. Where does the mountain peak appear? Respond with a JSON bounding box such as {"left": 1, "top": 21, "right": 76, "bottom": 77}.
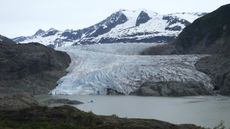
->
{"left": 0, "top": 34, "right": 16, "bottom": 44}
{"left": 13, "top": 10, "right": 205, "bottom": 47}
{"left": 47, "top": 28, "right": 58, "bottom": 32}
{"left": 119, "top": 9, "right": 158, "bottom": 19}
{"left": 119, "top": 9, "right": 158, "bottom": 14}
{"left": 136, "top": 11, "right": 151, "bottom": 26}
{"left": 64, "top": 29, "right": 74, "bottom": 32}
{"left": 42, "top": 28, "right": 59, "bottom": 37}
{"left": 34, "top": 29, "right": 45, "bottom": 36}
{"left": 168, "top": 12, "right": 208, "bottom": 22}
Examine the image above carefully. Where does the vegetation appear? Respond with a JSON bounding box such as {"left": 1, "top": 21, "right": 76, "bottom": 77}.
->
{"left": 0, "top": 105, "right": 202, "bottom": 129}
{"left": 175, "top": 4, "right": 230, "bottom": 54}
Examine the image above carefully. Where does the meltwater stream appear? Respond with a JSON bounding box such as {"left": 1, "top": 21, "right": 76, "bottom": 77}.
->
{"left": 50, "top": 95, "right": 230, "bottom": 128}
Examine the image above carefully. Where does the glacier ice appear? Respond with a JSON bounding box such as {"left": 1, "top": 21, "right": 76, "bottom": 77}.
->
{"left": 51, "top": 43, "right": 213, "bottom": 95}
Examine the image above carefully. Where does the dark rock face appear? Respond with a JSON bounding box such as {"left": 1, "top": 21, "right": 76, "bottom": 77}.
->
{"left": 165, "top": 26, "right": 182, "bottom": 31}
{"left": 163, "top": 16, "right": 190, "bottom": 31}
{"left": 0, "top": 35, "right": 16, "bottom": 44}
{"left": 195, "top": 55, "right": 230, "bottom": 95}
{"left": 0, "top": 35, "right": 71, "bottom": 109}
{"left": 12, "top": 36, "right": 28, "bottom": 43}
{"left": 140, "top": 43, "right": 177, "bottom": 55}
{"left": 106, "top": 88, "right": 124, "bottom": 95}
{"left": 174, "top": 4, "right": 230, "bottom": 54}
{"left": 81, "top": 11, "right": 128, "bottom": 38}
{"left": 34, "top": 29, "right": 45, "bottom": 37}
{"left": 131, "top": 81, "right": 213, "bottom": 96}
{"left": 61, "top": 30, "right": 82, "bottom": 40}
{"left": 42, "top": 28, "right": 59, "bottom": 37}
{"left": 136, "top": 11, "right": 151, "bottom": 26}
{"left": 0, "top": 37, "right": 70, "bottom": 95}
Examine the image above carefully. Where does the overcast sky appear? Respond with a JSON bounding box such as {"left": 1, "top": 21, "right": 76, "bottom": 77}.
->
{"left": 0, "top": 0, "right": 229, "bottom": 38}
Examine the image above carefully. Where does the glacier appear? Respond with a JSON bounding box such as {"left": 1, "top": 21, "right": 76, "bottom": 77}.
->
{"left": 51, "top": 43, "right": 213, "bottom": 95}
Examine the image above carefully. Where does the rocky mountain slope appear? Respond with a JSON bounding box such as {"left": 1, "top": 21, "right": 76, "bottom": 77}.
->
{"left": 174, "top": 4, "right": 230, "bottom": 95}
{"left": 0, "top": 40, "right": 70, "bottom": 95}
{"left": 142, "top": 4, "right": 230, "bottom": 95}
{"left": 13, "top": 10, "right": 205, "bottom": 48}
{"left": 195, "top": 55, "right": 230, "bottom": 95}
{"left": 174, "top": 5, "right": 230, "bottom": 54}
{"left": 0, "top": 35, "right": 16, "bottom": 44}
{"left": 0, "top": 35, "right": 70, "bottom": 109}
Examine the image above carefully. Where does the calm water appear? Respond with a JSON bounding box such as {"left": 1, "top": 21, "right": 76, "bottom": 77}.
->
{"left": 48, "top": 95, "right": 230, "bottom": 128}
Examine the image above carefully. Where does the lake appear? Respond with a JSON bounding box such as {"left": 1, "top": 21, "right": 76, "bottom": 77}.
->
{"left": 48, "top": 95, "right": 230, "bottom": 128}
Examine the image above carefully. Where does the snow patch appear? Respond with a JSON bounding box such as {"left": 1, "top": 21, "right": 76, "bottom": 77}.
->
{"left": 169, "top": 12, "right": 205, "bottom": 23}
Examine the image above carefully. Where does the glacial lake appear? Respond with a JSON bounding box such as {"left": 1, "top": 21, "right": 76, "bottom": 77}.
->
{"left": 42, "top": 95, "right": 230, "bottom": 128}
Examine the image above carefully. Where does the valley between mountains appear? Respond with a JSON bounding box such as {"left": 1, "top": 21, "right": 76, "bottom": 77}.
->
{"left": 1, "top": 3, "right": 230, "bottom": 129}
{"left": 11, "top": 9, "right": 214, "bottom": 96}
{"left": 51, "top": 43, "right": 213, "bottom": 96}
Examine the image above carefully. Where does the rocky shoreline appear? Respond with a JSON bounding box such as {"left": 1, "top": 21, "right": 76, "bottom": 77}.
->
{"left": 0, "top": 105, "right": 203, "bottom": 129}
{"left": 130, "top": 81, "right": 213, "bottom": 96}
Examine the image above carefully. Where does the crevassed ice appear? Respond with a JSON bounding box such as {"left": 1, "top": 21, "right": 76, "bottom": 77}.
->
{"left": 51, "top": 43, "right": 213, "bottom": 95}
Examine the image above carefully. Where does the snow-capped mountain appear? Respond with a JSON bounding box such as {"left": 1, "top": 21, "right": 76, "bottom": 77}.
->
{"left": 13, "top": 10, "right": 206, "bottom": 48}
{"left": 169, "top": 12, "right": 208, "bottom": 23}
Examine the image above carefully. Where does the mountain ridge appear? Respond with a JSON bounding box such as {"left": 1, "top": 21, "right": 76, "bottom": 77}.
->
{"left": 13, "top": 10, "right": 206, "bottom": 48}
{"left": 0, "top": 35, "right": 16, "bottom": 44}
{"left": 0, "top": 34, "right": 70, "bottom": 95}
{"left": 141, "top": 4, "right": 230, "bottom": 95}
